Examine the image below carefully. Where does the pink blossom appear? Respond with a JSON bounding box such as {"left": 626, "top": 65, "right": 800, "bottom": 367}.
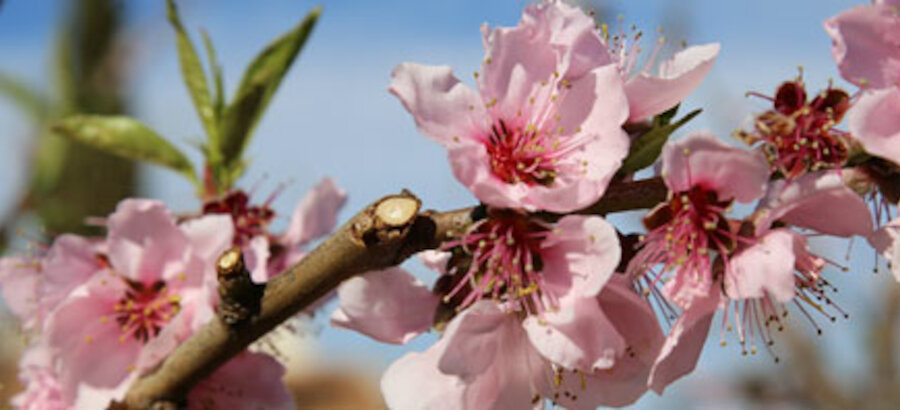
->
{"left": 600, "top": 23, "right": 719, "bottom": 121}
{"left": 629, "top": 132, "right": 769, "bottom": 308}
{"left": 203, "top": 178, "right": 347, "bottom": 283}
{"left": 44, "top": 199, "right": 234, "bottom": 402}
{"left": 334, "top": 206, "right": 664, "bottom": 407}
{"left": 390, "top": 1, "right": 629, "bottom": 212}
{"left": 380, "top": 275, "right": 663, "bottom": 409}
{"left": 334, "top": 211, "right": 621, "bottom": 338}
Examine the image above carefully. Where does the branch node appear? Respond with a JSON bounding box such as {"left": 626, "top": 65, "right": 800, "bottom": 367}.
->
{"left": 216, "top": 247, "right": 263, "bottom": 328}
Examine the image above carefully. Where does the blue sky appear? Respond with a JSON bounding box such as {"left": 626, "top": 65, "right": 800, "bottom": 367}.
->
{"left": 0, "top": 0, "right": 890, "bottom": 408}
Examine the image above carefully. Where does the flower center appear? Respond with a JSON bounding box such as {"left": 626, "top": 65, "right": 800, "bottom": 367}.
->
{"left": 485, "top": 119, "right": 558, "bottom": 186}
{"left": 203, "top": 190, "right": 275, "bottom": 246}
{"left": 632, "top": 186, "right": 736, "bottom": 295}
{"left": 741, "top": 80, "right": 851, "bottom": 179}
{"left": 440, "top": 210, "right": 553, "bottom": 314}
{"left": 113, "top": 279, "right": 181, "bottom": 344}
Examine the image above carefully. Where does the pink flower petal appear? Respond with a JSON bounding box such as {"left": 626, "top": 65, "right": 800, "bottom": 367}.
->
{"left": 107, "top": 199, "right": 188, "bottom": 283}
{"left": 189, "top": 352, "right": 293, "bottom": 410}
{"left": 280, "top": 177, "right": 347, "bottom": 248}
{"left": 479, "top": 1, "right": 613, "bottom": 110}
{"left": 868, "top": 219, "right": 900, "bottom": 282}
{"left": 418, "top": 250, "right": 451, "bottom": 274}
{"left": 625, "top": 43, "right": 720, "bottom": 121}
{"left": 381, "top": 348, "right": 467, "bottom": 410}
{"left": 661, "top": 131, "right": 769, "bottom": 202}
{"left": 648, "top": 290, "right": 720, "bottom": 394}
{"left": 848, "top": 88, "right": 900, "bottom": 165}
{"left": 331, "top": 267, "right": 438, "bottom": 344}
{"left": 390, "top": 62, "right": 488, "bottom": 145}
{"left": 825, "top": 4, "right": 900, "bottom": 89}
{"left": 180, "top": 214, "right": 235, "bottom": 264}
{"left": 244, "top": 235, "right": 272, "bottom": 283}
{"left": 540, "top": 215, "right": 620, "bottom": 298}
{"left": 756, "top": 171, "right": 872, "bottom": 237}
{"left": 725, "top": 229, "right": 797, "bottom": 303}
{"left": 523, "top": 294, "right": 625, "bottom": 372}
{"left": 384, "top": 300, "right": 548, "bottom": 410}
{"left": 0, "top": 256, "right": 41, "bottom": 326}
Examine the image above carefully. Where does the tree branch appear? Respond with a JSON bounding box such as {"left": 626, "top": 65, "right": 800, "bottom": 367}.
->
{"left": 118, "top": 178, "right": 668, "bottom": 409}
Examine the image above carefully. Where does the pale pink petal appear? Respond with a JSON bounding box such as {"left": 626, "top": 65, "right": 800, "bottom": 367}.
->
{"left": 625, "top": 43, "right": 720, "bottom": 121}
{"left": 382, "top": 348, "right": 467, "bottom": 410}
{"left": 848, "top": 88, "right": 900, "bottom": 165}
{"left": 540, "top": 215, "right": 620, "bottom": 298}
{"left": 189, "top": 352, "right": 293, "bottom": 410}
{"left": 756, "top": 171, "right": 872, "bottom": 237}
{"left": 180, "top": 214, "right": 235, "bottom": 263}
{"left": 244, "top": 235, "right": 271, "bottom": 283}
{"left": 523, "top": 294, "right": 625, "bottom": 372}
{"left": 553, "top": 353, "right": 650, "bottom": 409}
{"left": 724, "top": 229, "right": 796, "bottom": 303}
{"left": 390, "top": 62, "right": 488, "bottom": 145}
{"left": 661, "top": 131, "right": 770, "bottom": 202}
{"left": 436, "top": 301, "right": 507, "bottom": 378}
{"left": 868, "top": 219, "right": 900, "bottom": 282}
{"left": 418, "top": 250, "right": 451, "bottom": 274}
{"left": 41, "top": 235, "right": 104, "bottom": 312}
{"left": 331, "top": 267, "right": 438, "bottom": 344}
{"left": 107, "top": 199, "right": 188, "bottom": 283}
{"left": 47, "top": 290, "right": 140, "bottom": 398}
{"left": 0, "top": 257, "right": 41, "bottom": 326}
{"left": 648, "top": 290, "right": 720, "bottom": 394}
{"left": 825, "top": 4, "right": 900, "bottom": 89}
{"left": 280, "top": 177, "right": 347, "bottom": 248}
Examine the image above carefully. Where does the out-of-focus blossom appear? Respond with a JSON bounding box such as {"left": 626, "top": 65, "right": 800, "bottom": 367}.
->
{"left": 202, "top": 178, "right": 347, "bottom": 282}
{"left": 44, "top": 199, "right": 233, "bottom": 402}
{"left": 827, "top": 2, "right": 900, "bottom": 167}
{"left": 390, "top": 0, "right": 629, "bottom": 212}
{"left": 825, "top": 1, "right": 900, "bottom": 90}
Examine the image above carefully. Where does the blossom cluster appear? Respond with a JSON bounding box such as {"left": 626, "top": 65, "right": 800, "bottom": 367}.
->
{"left": 3, "top": 0, "right": 900, "bottom": 409}
{"left": 0, "top": 180, "right": 346, "bottom": 408}
{"left": 330, "top": 1, "right": 900, "bottom": 409}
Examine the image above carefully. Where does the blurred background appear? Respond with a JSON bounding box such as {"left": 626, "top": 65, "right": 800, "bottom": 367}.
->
{"left": 1, "top": 0, "right": 897, "bottom": 408}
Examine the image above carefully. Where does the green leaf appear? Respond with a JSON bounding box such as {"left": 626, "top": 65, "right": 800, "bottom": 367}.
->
{"left": 166, "top": 0, "right": 218, "bottom": 146}
{"left": 0, "top": 72, "right": 50, "bottom": 121}
{"left": 620, "top": 107, "right": 702, "bottom": 174}
{"left": 200, "top": 29, "right": 225, "bottom": 120}
{"left": 52, "top": 115, "right": 198, "bottom": 185}
{"left": 218, "top": 6, "right": 320, "bottom": 172}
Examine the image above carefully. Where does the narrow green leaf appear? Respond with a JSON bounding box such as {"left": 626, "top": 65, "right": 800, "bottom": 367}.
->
{"left": 620, "top": 108, "right": 702, "bottom": 174}
{"left": 0, "top": 73, "right": 50, "bottom": 121}
{"left": 166, "top": 0, "right": 218, "bottom": 146}
{"left": 200, "top": 29, "right": 225, "bottom": 120}
{"left": 52, "top": 115, "right": 198, "bottom": 185}
{"left": 219, "top": 6, "right": 321, "bottom": 171}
